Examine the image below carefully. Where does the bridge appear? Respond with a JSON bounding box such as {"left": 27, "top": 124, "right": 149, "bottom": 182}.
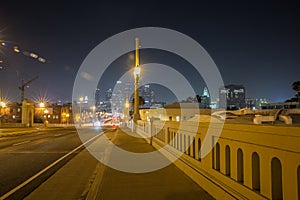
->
{"left": 1, "top": 120, "right": 299, "bottom": 199}
{"left": 134, "top": 120, "right": 300, "bottom": 199}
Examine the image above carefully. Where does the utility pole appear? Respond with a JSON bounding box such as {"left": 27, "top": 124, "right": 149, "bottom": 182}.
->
{"left": 18, "top": 76, "right": 38, "bottom": 102}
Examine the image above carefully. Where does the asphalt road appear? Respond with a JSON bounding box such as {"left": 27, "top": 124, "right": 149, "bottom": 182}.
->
{"left": 0, "top": 127, "right": 101, "bottom": 200}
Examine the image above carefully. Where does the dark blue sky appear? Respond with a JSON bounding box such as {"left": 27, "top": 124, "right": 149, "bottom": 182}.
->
{"left": 0, "top": 1, "right": 299, "bottom": 103}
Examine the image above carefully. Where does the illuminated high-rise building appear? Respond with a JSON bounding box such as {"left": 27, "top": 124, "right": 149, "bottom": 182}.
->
{"left": 95, "top": 88, "right": 101, "bottom": 106}
{"left": 105, "top": 88, "right": 112, "bottom": 101}
{"left": 140, "top": 84, "right": 155, "bottom": 108}
{"left": 112, "top": 81, "right": 125, "bottom": 114}
{"left": 219, "top": 85, "right": 246, "bottom": 109}
{"left": 200, "top": 87, "right": 210, "bottom": 108}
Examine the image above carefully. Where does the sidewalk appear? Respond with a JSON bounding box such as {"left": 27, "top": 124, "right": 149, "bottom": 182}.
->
{"left": 26, "top": 128, "right": 213, "bottom": 200}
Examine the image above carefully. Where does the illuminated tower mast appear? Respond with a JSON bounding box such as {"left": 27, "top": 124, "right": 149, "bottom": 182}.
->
{"left": 133, "top": 38, "right": 141, "bottom": 122}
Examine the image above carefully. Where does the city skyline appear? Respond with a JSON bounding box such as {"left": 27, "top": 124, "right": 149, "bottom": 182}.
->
{"left": 0, "top": 1, "right": 300, "bottom": 103}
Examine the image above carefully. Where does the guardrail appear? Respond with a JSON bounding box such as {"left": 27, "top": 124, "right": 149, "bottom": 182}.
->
{"left": 134, "top": 119, "right": 300, "bottom": 200}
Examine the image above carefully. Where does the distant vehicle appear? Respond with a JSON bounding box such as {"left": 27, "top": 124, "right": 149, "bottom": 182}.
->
{"left": 100, "top": 118, "right": 119, "bottom": 130}
{"left": 93, "top": 120, "right": 101, "bottom": 127}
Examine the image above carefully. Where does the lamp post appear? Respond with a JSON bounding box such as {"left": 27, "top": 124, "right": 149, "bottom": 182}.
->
{"left": 44, "top": 108, "right": 49, "bottom": 127}
{"left": 133, "top": 38, "right": 141, "bottom": 122}
{"left": 39, "top": 102, "right": 45, "bottom": 125}
{"left": 0, "top": 101, "right": 6, "bottom": 110}
{"left": 0, "top": 100, "right": 6, "bottom": 125}
{"left": 79, "top": 96, "right": 83, "bottom": 127}
{"left": 124, "top": 93, "right": 130, "bottom": 124}
{"left": 66, "top": 113, "right": 70, "bottom": 127}
{"left": 91, "top": 106, "right": 95, "bottom": 126}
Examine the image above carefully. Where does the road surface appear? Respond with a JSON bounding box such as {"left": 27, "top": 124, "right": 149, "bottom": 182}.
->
{"left": 0, "top": 127, "right": 100, "bottom": 200}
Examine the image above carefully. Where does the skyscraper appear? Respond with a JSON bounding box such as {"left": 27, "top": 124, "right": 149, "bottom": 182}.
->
{"left": 200, "top": 87, "right": 211, "bottom": 108}
{"left": 111, "top": 81, "right": 125, "bottom": 114}
{"left": 219, "top": 85, "right": 246, "bottom": 110}
{"left": 95, "top": 88, "right": 101, "bottom": 106}
{"left": 105, "top": 88, "right": 112, "bottom": 101}
{"left": 140, "top": 84, "right": 155, "bottom": 108}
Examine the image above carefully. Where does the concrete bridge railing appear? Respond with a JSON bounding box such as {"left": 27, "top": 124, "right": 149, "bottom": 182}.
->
{"left": 135, "top": 120, "right": 300, "bottom": 200}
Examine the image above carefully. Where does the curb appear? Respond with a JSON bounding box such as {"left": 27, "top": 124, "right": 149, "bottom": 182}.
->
{"left": 85, "top": 163, "right": 106, "bottom": 200}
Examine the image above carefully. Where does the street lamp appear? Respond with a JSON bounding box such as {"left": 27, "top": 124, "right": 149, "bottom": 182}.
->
{"left": 91, "top": 106, "right": 95, "bottom": 126}
{"left": 79, "top": 96, "right": 83, "bottom": 127}
{"left": 0, "top": 101, "right": 6, "bottom": 123}
{"left": 123, "top": 93, "right": 130, "bottom": 125}
{"left": 0, "top": 101, "right": 6, "bottom": 108}
{"left": 38, "top": 102, "right": 46, "bottom": 124}
{"left": 39, "top": 102, "right": 45, "bottom": 108}
{"left": 133, "top": 38, "right": 141, "bottom": 122}
{"left": 66, "top": 113, "right": 70, "bottom": 126}
{"left": 44, "top": 108, "right": 49, "bottom": 126}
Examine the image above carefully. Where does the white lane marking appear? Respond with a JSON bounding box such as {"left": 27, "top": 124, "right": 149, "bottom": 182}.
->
{"left": 12, "top": 141, "right": 31, "bottom": 146}
{"left": 0, "top": 133, "right": 102, "bottom": 200}
{"left": 54, "top": 134, "right": 62, "bottom": 137}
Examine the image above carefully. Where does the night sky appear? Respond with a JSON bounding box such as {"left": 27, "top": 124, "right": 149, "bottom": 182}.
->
{"left": 0, "top": 1, "right": 299, "bottom": 103}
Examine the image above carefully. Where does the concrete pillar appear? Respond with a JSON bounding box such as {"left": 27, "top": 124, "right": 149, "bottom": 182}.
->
{"left": 22, "top": 100, "right": 34, "bottom": 127}
{"left": 219, "top": 142, "right": 226, "bottom": 175}
{"left": 260, "top": 154, "right": 271, "bottom": 198}
{"left": 165, "top": 127, "right": 170, "bottom": 145}
{"left": 243, "top": 150, "right": 252, "bottom": 188}
{"left": 282, "top": 156, "right": 298, "bottom": 199}
{"left": 231, "top": 146, "right": 238, "bottom": 181}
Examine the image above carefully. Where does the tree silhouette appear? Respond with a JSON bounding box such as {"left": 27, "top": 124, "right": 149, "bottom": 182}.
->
{"left": 196, "top": 94, "right": 201, "bottom": 103}
{"left": 292, "top": 81, "right": 300, "bottom": 105}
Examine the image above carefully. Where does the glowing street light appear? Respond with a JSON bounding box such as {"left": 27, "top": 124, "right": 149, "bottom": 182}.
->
{"left": 0, "top": 101, "right": 6, "bottom": 124}
{"left": 39, "top": 102, "right": 45, "bottom": 108}
{"left": 1, "top": 42, "right": 8, "bottom": 47}
{"left": 38, "top": 57, "right": 46, "bottom": 63}
{"left": 30, "top": 53, "right": 38, "bottom": 59}
{"left": 13, "top": 46, "right": 20, "bottom": 53}
{"left": 0, "top": 101, "right": 6, "bottom": 108}
{"left": 133, "top": 66, "right": 141, "bottom": 76}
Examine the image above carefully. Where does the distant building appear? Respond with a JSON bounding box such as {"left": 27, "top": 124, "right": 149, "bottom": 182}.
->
{"left": 140, "top": 84, "right": 155, "bottom": 108}
{"left": 219, "top": 85, "right": 246, "bottom": 110}
{"left": 34, "top": 103, "right": 62, "bottom": 124}
{"left": 102, "top": 88, "right": 113, "bottom": 113}
{"left": 261, "top": 101, "right": 299, "bottom": 109}
{"left": 200, "top": 87, "right": 211, "bottom": 108}
{"left": 105, "top": 88, "right": 112, "bottom": 101}
{"left": 111, "top": 81, "right": 125, "bottom": 114}
{"left": 246, "top": 98, "right": 271, "bottom": 110}
{"left": 0, "top": 102, "right": 22, "bottom": 123}
{"left": 95, "top": 88, "right": 101, "bottom": 106}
